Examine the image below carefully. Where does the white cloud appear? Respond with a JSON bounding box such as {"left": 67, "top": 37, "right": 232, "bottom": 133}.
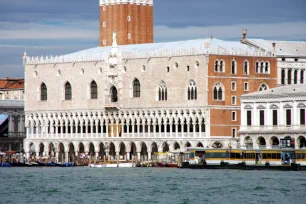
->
{"left": 0, "top": 20, "right": 99, "bottom": 40}
{"left": 155, "top": 21, "right": 306, "bottom": 41}
{"left": 1, "top": 20, "right": 306, "bottom": 42}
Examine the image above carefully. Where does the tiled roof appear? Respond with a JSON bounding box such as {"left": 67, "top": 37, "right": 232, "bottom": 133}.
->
{"left": 241, "top": 84, "right": 306, "bottom": 99}
{"left": 243, "top": 39, "right": 306, "bottom": 57}
{"left": 0, "top": 78, "right": 24, "bottom": 90}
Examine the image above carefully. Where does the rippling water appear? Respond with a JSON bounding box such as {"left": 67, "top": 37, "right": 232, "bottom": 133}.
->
{"left": 0, "top": 167, "right": 305, "bottom": 204}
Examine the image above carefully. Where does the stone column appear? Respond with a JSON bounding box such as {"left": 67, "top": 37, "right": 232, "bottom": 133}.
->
{"left": 121, "top": 123, "right": 124, "bottom": 138}
{"left": 65, "top": 152, "right": 69, "bottom": 163}
{"left": 116, "top": 121, "right": 119, "bottom": 137}
{"left": 199, "top": 120, "right": 202, "bottom": 137}
{"left": 85, "top": 123, "right": 88, "bottom": 138}
{"left": 175, "top": 122, "right": 178, "bottom": 138}
{"left": 193, "top": 123, "right": 196, "bottom": 137}
{"left": 106, "top": 121, "right": 109, "bottom": 138}
{"left": 100, "top": 120, "right": 104, "bottom": 138}
{"left": 95, "top": 152, "right": 99, "bottom": 163}
{"left": 159, "top": 123, "right": 161, "bottom": 138}
{"left": 132, "top": 122, "right": 135, "bottom": 137}
{"left": 126, "top": 122, "right": 130, "bottom": 138}
{"left": 60, "top": 124, "right": 63, "bottom": 138}
{"left": 111, "top": 120, "right": 114, "bottom": 138}
{"left": 8, "top": 115, "right": 14, "bottom": 134}
{"left": 143, "top": 123, "right": 146, "bottom": 138}
{"left": 137, "top": 152, "right": 141, "bottom": 161}
{"left": 153, "top": 122, "right": 156, "bottom": 138}
{"left": 55, "top": 151, "right": 58, "bottom": 163}
{"left": 95, "top": 120, "right": 99, "bottom": 138}
{"left": 137, "top": 121, "right": 140, "bottom": 138}
{"left": 90, "top": 121, "right": 94, "bottom": 138}
{"left": 126, "top": 152, "right": 130, "bottom": 161}
{"left": 147, "top": 151, "right": 152, "bottom": 161}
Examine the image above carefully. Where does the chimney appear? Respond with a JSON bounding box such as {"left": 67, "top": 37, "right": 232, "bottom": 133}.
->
{"left": 272, "top": 42, "right": 276, "bottom": 56}
{"left": 242, "top": 29, "right": 247, "bottom": 39}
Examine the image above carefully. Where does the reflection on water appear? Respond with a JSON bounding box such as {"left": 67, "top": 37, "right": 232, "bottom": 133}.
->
{"left": 0, "top": 168, "right": 305, "bottom": 204}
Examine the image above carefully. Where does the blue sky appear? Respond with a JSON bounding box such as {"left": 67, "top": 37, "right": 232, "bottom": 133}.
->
{"left": 0, "top": 0, "right": 305, "bottom": 78}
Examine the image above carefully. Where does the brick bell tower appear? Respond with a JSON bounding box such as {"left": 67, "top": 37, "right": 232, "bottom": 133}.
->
{"left": 99, "top": 0, "right": 154, "bottom": 47}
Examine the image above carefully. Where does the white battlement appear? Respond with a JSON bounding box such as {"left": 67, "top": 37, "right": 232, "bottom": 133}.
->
{"left": 99, "top": 0, "right": 153, "bottom": 6}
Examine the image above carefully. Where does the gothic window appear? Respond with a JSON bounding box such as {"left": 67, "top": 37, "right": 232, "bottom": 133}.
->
{"left": 213, "top": 82, "right": 224, "bottom": 101}
{"left": 188, "top": 80, "right": 197, "bottom": 100}
{"left": 231, "top": 60, "right": 236, "bottom": 74}
{"left": 260, "top": 62, "right": 264, "bottom": 73}
{"left": 133, "top": 79, "right": 140, "bottom": 98}
{"left": 256, "top": 62, "right": 259, "bottom": 73}
{"left": 220, "top": 60, "right": 224, "bottom": 72}
{"left": 288, "top": 69, "right": 292, "bottom": 84}
{"left": 213, "top": 87, "right": 218, "bottom": 100}
{"left": 244, "top": 60, "right": 249, "bottom": 75}
{"left": 258, "top": 83, "right": 269, "bottom": 91}
{"left": 214, "top": 60, "right": 219, "bottom": 72}
{"left": 265, "top": 62, "right": 270, "bottom": 73}
{"left": 110, "top": 86, "right": 118, "bottom": 102}
{"left": 65, "top": 82, "right": 72, "bottom": 100}
{"left": 40, "top": 83, "right": 47, "bottom": 101}
{"left": 301, "top": 70, "right": 305, "bottom": 84}
{"left": 281, "top": 69, "right": 286, "bottom": 85}
{"left": 90, "top": 81, "right": 98, "bottom": 99}
{"left": 158, "top": 81, "right": 167, "bottom": 101}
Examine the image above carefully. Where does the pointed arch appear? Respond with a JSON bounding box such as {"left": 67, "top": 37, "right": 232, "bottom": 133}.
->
{"left": 40, "top": 83, "right": 47, "bottom": 101}
{"left": 188, "top": 80, "right": 197, "bottom": 100}
{"left": 244, "top": 60, "right": 249, "bottom": 75}
{"left": 110, "top": 86, "right": 118, "bottom": 102}
{"left": 214, "top": 60, "right": 219, "bottom": 72}
{"left": 158, "top": 81, "right": 167, "bottom": 101}
{"left": 231, "top": 59, "right": 236, "bottom": 74}
{"left": 133, "top": 78, "right": 140, "bottom": 98}
{"left": 281, "top": 69, "right": 286, "bottom": 85}
{"left": 213, "top": 82, "right": 224, "bottom": 101}
{"left": 90, "top": 80, "right": 98, "bottom": 99}
{"left": 65, "top": 82, "right": 72, "bottom": 100}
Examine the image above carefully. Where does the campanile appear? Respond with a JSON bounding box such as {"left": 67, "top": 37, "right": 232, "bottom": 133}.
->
{"left": 99, "top": 0, "right": 154, "bottom": 47}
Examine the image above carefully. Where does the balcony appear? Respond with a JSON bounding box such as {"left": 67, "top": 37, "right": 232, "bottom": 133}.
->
{"left": 105, "top": 98, "right": 119, "bottom": 109}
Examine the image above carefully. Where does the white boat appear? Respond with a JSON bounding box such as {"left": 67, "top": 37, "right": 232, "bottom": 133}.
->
{"left": 88, "top": 163, "right": 134, "bottom": 168}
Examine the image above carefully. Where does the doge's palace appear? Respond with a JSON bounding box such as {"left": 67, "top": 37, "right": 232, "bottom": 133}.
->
{"left": 22, "top": 0, "right": 278, "bottom": 162}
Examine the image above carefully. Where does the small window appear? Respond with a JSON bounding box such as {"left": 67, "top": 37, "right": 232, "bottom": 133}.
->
{"left": 232, "top": 96, "right": 236, "bottom": 105}
{"left": 65, "top": 82, "right": 72, "bottom": 100}
{"left": 142, "top": 65, "right": 146, "bottom": 72}
{"left": 167, "top": 67, "right": 170, "bottom": 72}
{"left": 260, "top": 110, "right": 265, "bottom": 126}
{"left": 300, "top": 109, "right": 305, "bottom": 125}
{"left": 174, "top": 62, "right": 179, "bottom": 69}
{"left": 103, "top": 6, "right": 106, "bottom": 11}
{"left": 273, "top": 110, "right": 278, "bottom": 126}
{"left": 90, "top": 81, "right": 98, "bottom": 99}
{"left": 295, "top": 58, "right": 298, "bottom": 62}
{"left": 103, "top": 40, "right": 106, "bottom": 45}
{"left": 247, "top": 111, "right": 252, "bottom": 126}
{"left": 244, "top": 82, "right": 249, "bottom": 91}
{"left": 127, "top": 16, "right": 131, "bottom": 21}
{"left": 133, "top": 79, "right": 141, "bottom": 98}
{"left": 41, "top": 83, "right": 47, "bottom": 101}
{"left": 282, "top": 58, "right": 285, "bottom": 61}
{"left": 232, "top": 128, "right": 237, "bottom": 138}
{"left": 286, "top": 109, "right": 292, "bottom": 126}
{"left": 231, "top": 60, "right": 236, "bottom": 74}
{"left": 244, "top": 61, "right": 249, "bottom": 75}
{"left": 231, "top": 81, "right": 236, "bottom": 91}
{"left": 187, "top": 66, "right": 190, "bottom": 72}
{"left": 128, "top": 33, "right": 131, "bottom": 39}
{"left": 103, "top": 22, "right": 106, "bottom": 27}
{"left": 232, "top": 111, "right": 236, "bottom": 121}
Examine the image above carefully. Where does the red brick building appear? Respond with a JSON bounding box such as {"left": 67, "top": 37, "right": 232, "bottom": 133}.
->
{"left": 99, "top": 0, "right": 153, "bottom": 47}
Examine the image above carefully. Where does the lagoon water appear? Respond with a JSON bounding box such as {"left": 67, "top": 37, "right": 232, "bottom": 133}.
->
{"left": 0, "top": 168, "right": 305, "bottom": 204}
